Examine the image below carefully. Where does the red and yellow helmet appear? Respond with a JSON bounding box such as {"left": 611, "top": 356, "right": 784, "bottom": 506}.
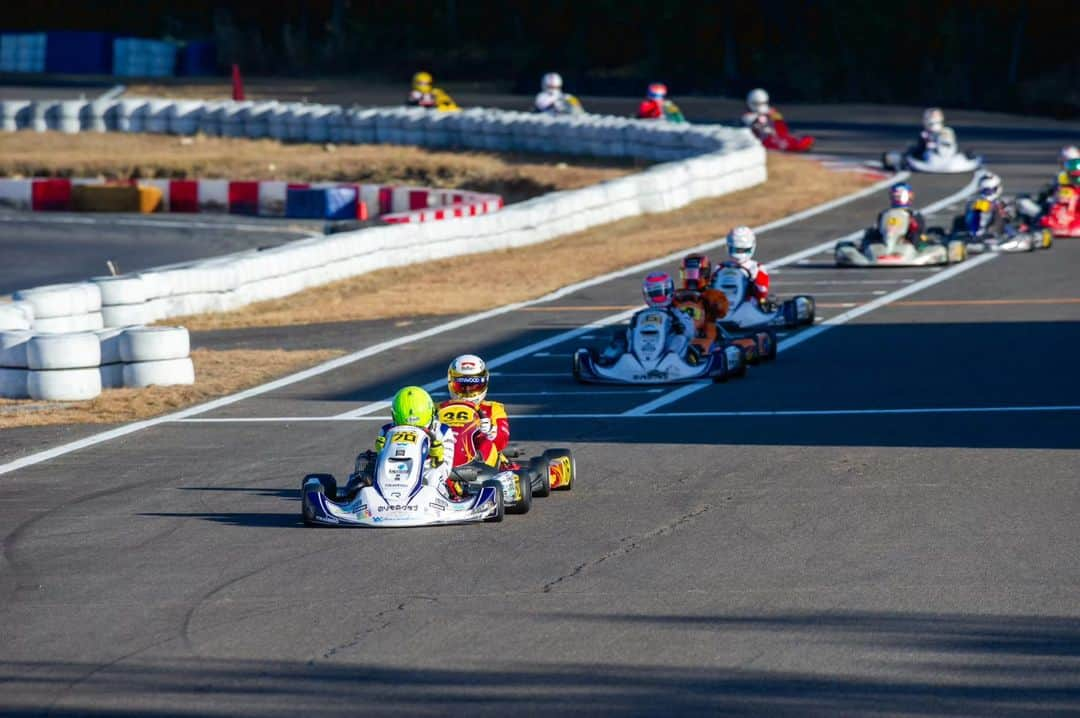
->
{"left": 447, "top": 354, "right": 489, "bottom": 403}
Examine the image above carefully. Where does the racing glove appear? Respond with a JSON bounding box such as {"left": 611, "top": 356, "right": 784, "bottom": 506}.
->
{"left": 374, "top": 434, "right": 386, "bottom": 451}
{"left": 479, "top": 416, "right": 497, "bottom": 441}
{"left": 429, "top": 440, "right": 445, "bottom": 466}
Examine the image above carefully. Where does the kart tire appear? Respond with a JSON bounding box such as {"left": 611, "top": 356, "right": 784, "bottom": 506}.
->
{"left": 572, "top": 349, "right": 583, "bottom": 382}
{"left": 542, "top": 448, "right": 575, "bottom": 491}
{"left": 481, "top": 479, "right": 505, "bottom": 522}
{"left": 762, "top": 330, "right": 778, "bottom": 361}
{"left": 731, "top": 349, "right": 748, "bottom": 378}
{"left": 528, "top": 457, "right": 551, "bottom": 497}
{"left": 506, "top": 470, "right": 532, "bottom": 515}
{"left": 947, "top": 240, "right": 967, "bottom": 265}
{"left": 306, "top": 473, "right": 338, "bottom": 501}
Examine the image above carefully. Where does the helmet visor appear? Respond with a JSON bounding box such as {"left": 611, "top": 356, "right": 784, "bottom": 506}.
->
{"left": 729, "top": 245, "right": 753, "bottom": 258}
{"left": 450, "top": 375, "right": 487, "bottom": 399}
{"left": 645, "top": 284, "right": 671, "bottom": 304}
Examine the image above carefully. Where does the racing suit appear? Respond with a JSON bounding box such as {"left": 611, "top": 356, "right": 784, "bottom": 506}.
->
{"left": 638, "top": 99, "right": 686, "bottom": 123}
{"left": 913, "top": 127, "right": 958, "bottom": 159}
{"left": 741, "top": 108, "right": 809, "bottom": 151}
{"left": 406, "top": 87, "right": 457, "bottom": 111}
{"left": 726, "top": 259, "right": 770, "bottom": 303}
{"left": 874, "top": 208, "right": 929, "bottom": 249}
{"left": 672, "top": 288, "right": 731, "bottom": 353}
{"left": 437, "top": 399, "right": 509, "bottom": 467}
{"left": 1037, "top": 172, "right": 1070, "bottom": 209}
{"left": 535, "top": 90, "right": 582, "bottom": 115}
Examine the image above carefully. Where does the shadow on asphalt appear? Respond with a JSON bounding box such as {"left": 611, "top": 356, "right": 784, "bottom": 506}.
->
{"left": 313, "top": 320, "right": 1080, "bottom": 450}
{"left": 2, "top": 610, "right": 1077, "bottom": 715}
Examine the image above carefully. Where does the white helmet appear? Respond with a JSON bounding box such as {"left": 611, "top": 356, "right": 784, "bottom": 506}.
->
{"left": 746, "top": 88, "right": 769, "bottom": 114}
{"left": 923, "top": 107, "right": 945, "bottom": 132}
{"left": 977, "top": 172, "right": 1002, "bottom": 201}
{"left": 447, "top": 354, "right": 489, "bottom": 403}
{"left": 541, "top": 72, "right": 563, "bottom": 91}
{"left": 727, "top": 225, "right": 756, "bottom": 259}
{"left": 1060, "top": 145, "right": 1080, "bottom": 167}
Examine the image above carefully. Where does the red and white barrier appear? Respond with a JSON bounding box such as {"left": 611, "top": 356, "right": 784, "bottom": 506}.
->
{"left": 0, "top": 176, "right": 501, "bottom": 224}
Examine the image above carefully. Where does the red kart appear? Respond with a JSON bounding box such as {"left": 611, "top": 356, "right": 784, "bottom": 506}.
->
{"left": 746, "top": 111, "right": 815, "bottom": 152}
{"left": 1041, "top": 186, "right": 1080, "bottom": 238}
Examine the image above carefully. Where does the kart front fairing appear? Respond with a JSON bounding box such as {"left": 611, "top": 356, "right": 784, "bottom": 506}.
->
{"left": 884, "top": 148, "right": 982, "bottom": 174}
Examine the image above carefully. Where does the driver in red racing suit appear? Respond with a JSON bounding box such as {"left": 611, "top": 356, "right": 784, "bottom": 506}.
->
{"left": 442, "top": 354, "right": 508, "bottom": 466}
{"left": 741, "top": 88, "right": 813, "bottom": 152}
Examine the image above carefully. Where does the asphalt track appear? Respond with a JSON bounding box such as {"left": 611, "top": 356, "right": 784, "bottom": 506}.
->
{"left": 1, "top": 100, "right": 1079, "bottom": 716}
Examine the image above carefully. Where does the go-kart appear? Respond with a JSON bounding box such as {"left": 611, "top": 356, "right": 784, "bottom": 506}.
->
{"left": 1040, "top": 185, "right": 1080, "bottom": 238}
{"left": 301, "top": 425, "right": 503, "bottom": 528}
{"left": 574, "top": 307, "right": 745, "bottom": 384}
{"left": 950, "top": 197, "right": 1052, "bottom": 253}
{"left": 882, "top": 144, "right": 982, "bottom": 174}
{"left": 711, "top": 262, "right": 815, "bottom": 330}
{"left": 437, "top": 400, "right": 575, "bottom": 505}
{"left": 836, "top": 208, "right": 966, "bottom": 267}
{"left": 746, "top": 114, "right": 814, "bottom": 152}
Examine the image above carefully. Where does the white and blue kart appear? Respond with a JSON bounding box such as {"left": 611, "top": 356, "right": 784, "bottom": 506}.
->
{"left": 882, "top": 146, "right": 982, "bottom": 174}
{"left": 301, "top": 425, "right": 510, "bottom": 527}
{"left": 711, "top": 263, "right": 815, "bottom": 330}
{"left": 573, "top": 307, "right": 744, "bottom": 384}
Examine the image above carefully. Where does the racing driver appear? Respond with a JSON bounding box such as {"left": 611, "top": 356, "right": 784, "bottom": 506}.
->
{"left": 876, "top": 181, "right": 931, "bottom": 249}
{"left": 721, "top": 226, "right": 771, "bottom": 304}
{"left": 599, "top": 271, "right": 695, "bottom": 365}
{"left": 912, "top": 108, "right": 958, "bottom": 160}
{"left": 672, "top": 253, "right": 730, "bottom": 354}
{"left": 441, "top": 354, "right": 509, "bottom": 467}
{"left": 406, "top": 71, "right": 458, "bottom": 111}
{"left": 362, "top": 386, "right": 455, "bottom": 494}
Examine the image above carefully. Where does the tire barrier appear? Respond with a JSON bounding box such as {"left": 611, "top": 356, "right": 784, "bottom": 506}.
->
{"left": 1, "top": 97, "right": 753, "bottom": 163}
{"left": 0, "top": 325, "right": 195, "bottom": 399}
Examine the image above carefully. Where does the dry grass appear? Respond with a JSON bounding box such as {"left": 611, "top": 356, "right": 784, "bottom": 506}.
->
{"left": 0, "top": 132, "right": 634, "bottom": 203}
{"left": 180, "top": 154, "right": 877, "bottom": 331}
{"left": 0, "top": 348, "right": 342, "bottom": 429}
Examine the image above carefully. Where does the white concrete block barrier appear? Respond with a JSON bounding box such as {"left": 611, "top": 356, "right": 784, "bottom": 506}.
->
{"left": 40, "top": 142, "right": 764, "bottom": 323}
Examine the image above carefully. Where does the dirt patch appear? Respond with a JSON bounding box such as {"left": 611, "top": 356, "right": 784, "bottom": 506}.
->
{"left": 179, "top": 154, "right": 877, "bottom": 331}
{"left": 0, "top": 132, "right": 635, "bottom": 204}
{"left": 0, "top": 348, "right": 342, "bottom": 429}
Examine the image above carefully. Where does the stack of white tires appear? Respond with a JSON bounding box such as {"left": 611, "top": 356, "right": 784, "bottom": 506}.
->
{"left": 0, "top": 325, "right": 194, "bottom": 400}
{"left": 13, "top": 283, "right": 103, "bottom": 333}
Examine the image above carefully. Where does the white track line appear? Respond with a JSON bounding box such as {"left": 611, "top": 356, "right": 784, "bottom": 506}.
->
{"left": 174, "top": 404, "right": 1080, "bottom": 423}
{"left": 0, "top": 171, "right": 908, "bottom": 478}
{"left": 624, "top": 252, "right": 995, "bottom": 416}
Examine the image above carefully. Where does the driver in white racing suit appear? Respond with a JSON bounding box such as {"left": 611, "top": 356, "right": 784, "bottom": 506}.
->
{"left": 722, "top": 226, "right": 771, "bottom": 303}
{"left": 534, "top": 72, "right": 580, "bottom": 114}
{"left": 599, "top": 271, "right": 695, "bottom": 365}
{"left": 912, "top": 108, "right": 958, "bottom": 160}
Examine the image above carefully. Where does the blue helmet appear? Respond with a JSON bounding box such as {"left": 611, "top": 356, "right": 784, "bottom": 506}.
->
{"left": 890, "top": 182, "right": 914, "bottom": 208}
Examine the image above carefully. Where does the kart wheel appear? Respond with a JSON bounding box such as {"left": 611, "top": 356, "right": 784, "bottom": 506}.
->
{"left": 481, "top": 479, "right": 505, "bottom": 523}
{"left": 542, "top": 448, "right": 575, "bottom": 491}
{"left": 947, "top": 240, "right": 967, "bottom": 264}
{"left": 506, "top": 470, "right": 533, "bottom": 515}
{"left": 761, "top": 330, "right": 778, "bottom": 361}
{"left": 528, "top": 457, "right": 551, "bottom": 497}
{"left": 729, "top": 348, "right": 748, "bottom": 378}
{"left": 305, "top": 473, "right": 338, "bottom": 501}
{"left": 572, "top": 349, "right": 583, "bottom": 381}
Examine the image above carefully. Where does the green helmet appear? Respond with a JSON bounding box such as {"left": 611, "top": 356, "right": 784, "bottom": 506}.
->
{"left": 390, "top": 386, "right": 434, "bottom": 428}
